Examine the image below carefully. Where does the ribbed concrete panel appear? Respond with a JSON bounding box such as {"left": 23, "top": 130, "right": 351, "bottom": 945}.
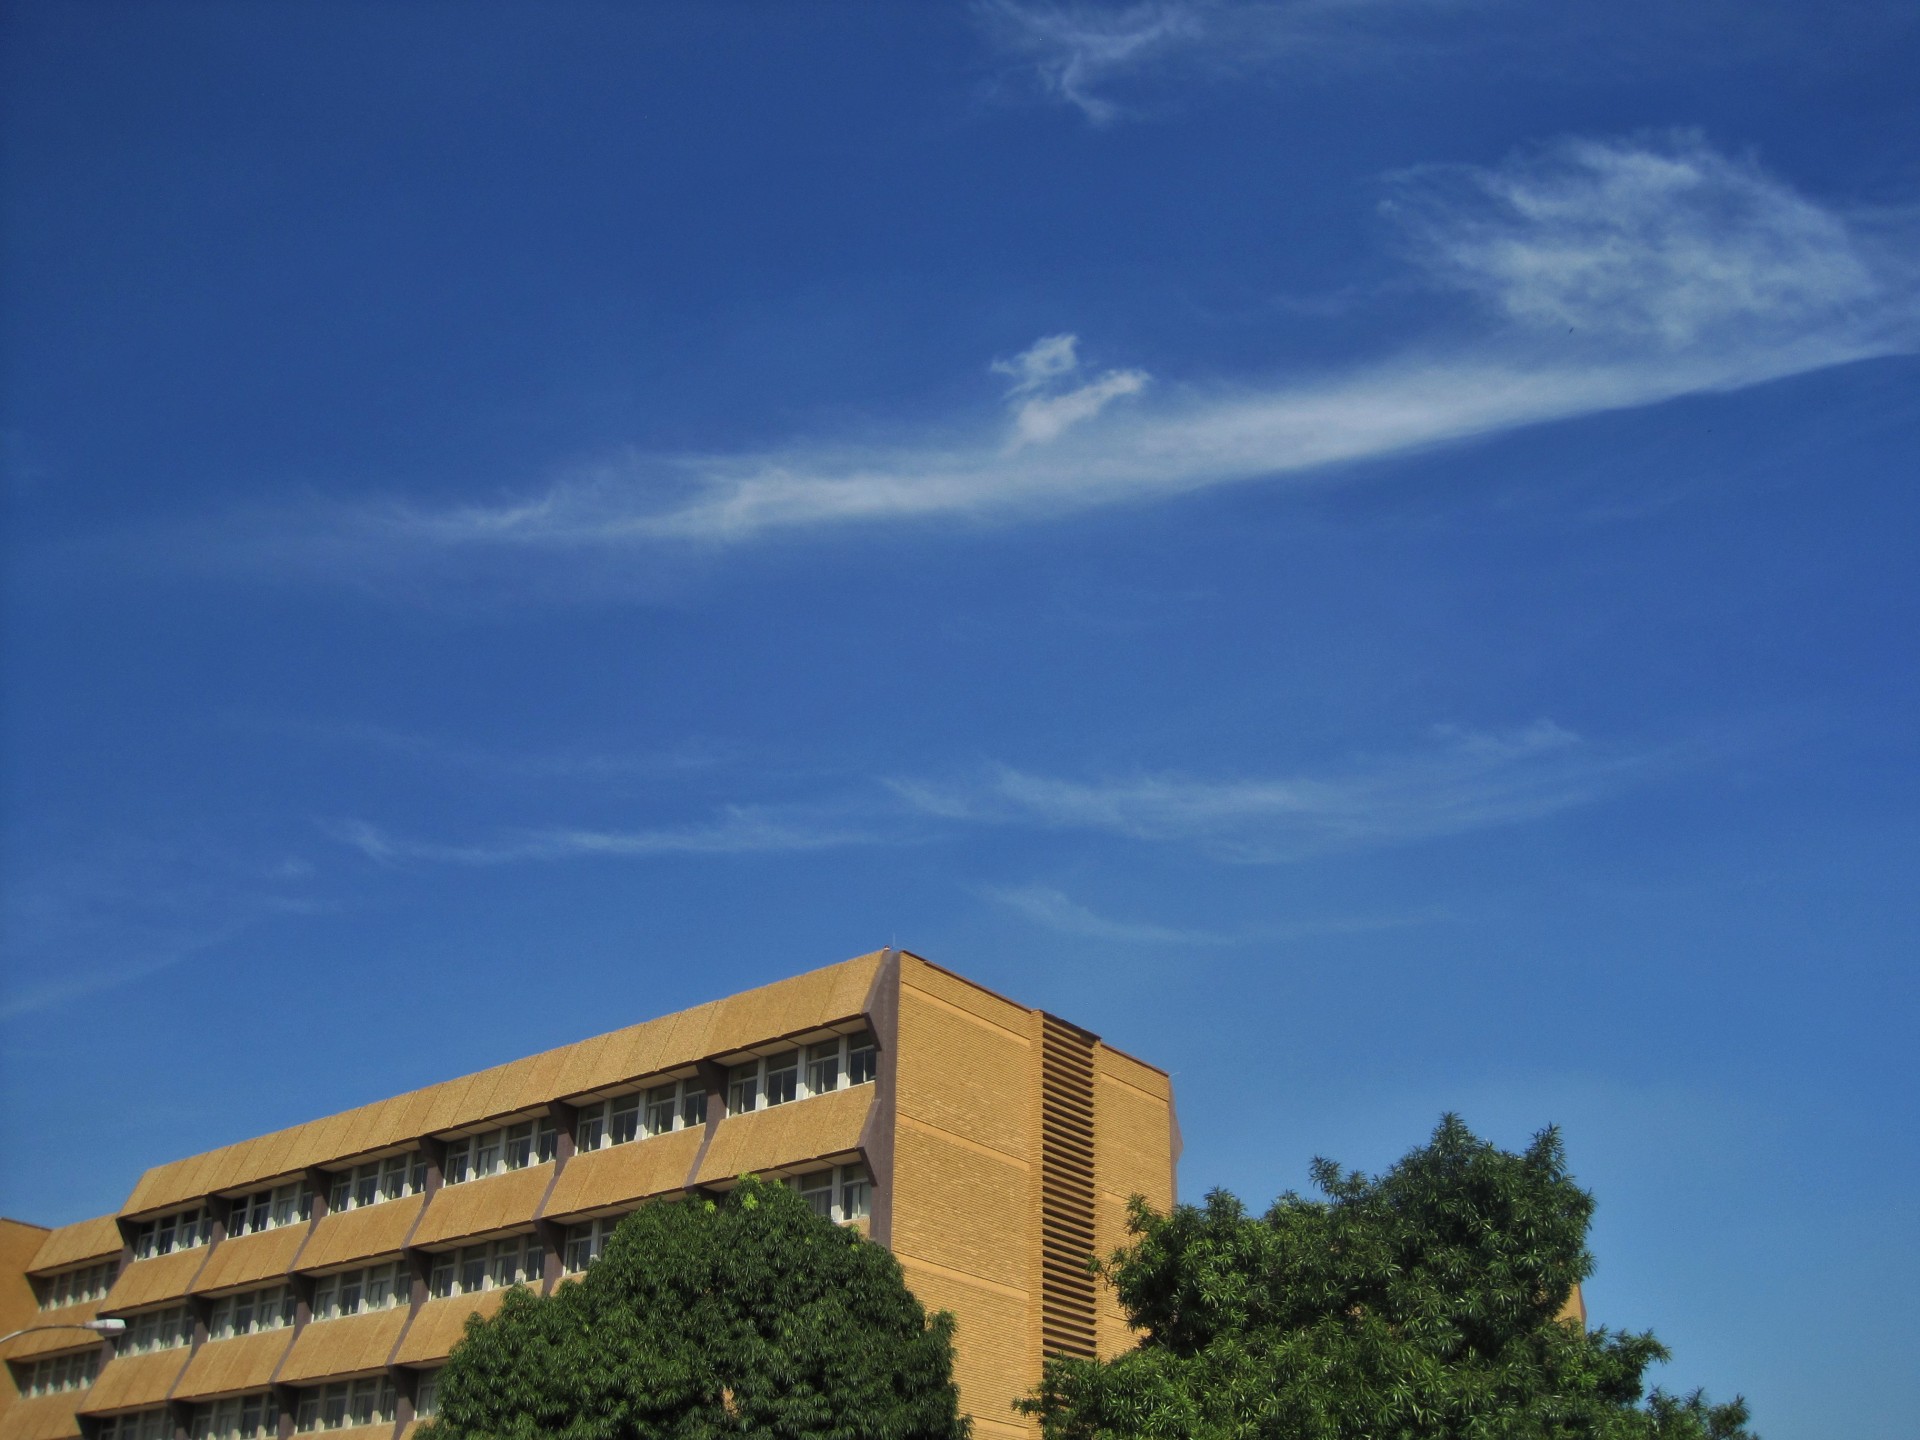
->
{"left": 390, "top": 1291, "right": 511, "bottom": 1366}
{"left": 171, "top": 1331, "right": 295, "bottom": 1399}
{"left": 693, "top": 1085, "right": 873, "bottom": 1185}
{"left": 26, "top": 1217, "right": 121, "bottom": 1274}
{"left": 0, "top": 1392, "right": 84, "bottom": 1440}
{"left": 295, "top": 1199, "right": 424, "bottom": 1274}
{"left": 192, "top": 1226, "right": 309, "bottom": 1294}
{"left": 408, "top": 1168, "right": 550, "bottom": 1249}
{"left": 540, "top": 1131, "right": 703, "bottom": 1220}
{"left": 275, "top": 1310, "right": 408, "bottom": 1384}
{"left": 76, "top": 1350, "right": 189, "bottom": 1414}
{"left": 101, "top": 1250, "right": 206, "bottom": 1312}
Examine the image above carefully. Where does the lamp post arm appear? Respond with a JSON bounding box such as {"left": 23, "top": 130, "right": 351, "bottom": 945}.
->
{"left": 0, "top": 1319, "right": 126, "bottom": 1346}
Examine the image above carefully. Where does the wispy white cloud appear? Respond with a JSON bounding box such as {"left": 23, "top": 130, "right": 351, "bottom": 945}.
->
{"left": 0, "top": 843, "right": 323, "bottom": 1022}
{"left": 266, "top": 133, "right": 1914, "bottom": 570}
{"left": 976, "top": 0, "right": 1478, "bottom": 124}
{"left": 978, "top": 1, "right": 1210, "bottom": 124}
{"left": 984, "top": 883, "right": 1242, "bottom": 942}
{"left": 332, "top": 806, "right": 877, "bottom": 867}
{"left": 983, "top": 882, "right": 1452, "bottom": 942}
{"left": 991, "top": 333, "right": 1151, "bottom": 447}
{"left": 895, "top": 720, "right": 1657, "bottom": 860}
{"left": 320, "top": 720, "right": 1677, "bottom": 872}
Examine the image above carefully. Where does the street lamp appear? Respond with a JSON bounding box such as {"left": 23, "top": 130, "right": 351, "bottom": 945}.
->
{"left": 0, "top": 1318, "right": 126, "bottom": 1346}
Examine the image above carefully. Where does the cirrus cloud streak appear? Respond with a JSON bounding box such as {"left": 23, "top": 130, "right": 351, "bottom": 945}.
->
{"left": 300, "top": 134, "right": 1917, "bottom": 567}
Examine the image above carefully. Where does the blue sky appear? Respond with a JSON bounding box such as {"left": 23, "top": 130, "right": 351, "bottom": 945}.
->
{"left": 2, "top": 1, "right": 1916, "bottom": 1433}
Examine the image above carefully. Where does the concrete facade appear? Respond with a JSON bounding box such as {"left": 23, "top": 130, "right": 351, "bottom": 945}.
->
{"left": 0, "top": 951, "right": 1177, "bottom": 1440}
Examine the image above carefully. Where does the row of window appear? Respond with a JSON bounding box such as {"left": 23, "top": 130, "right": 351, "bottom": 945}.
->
{"left": 15, "top": 1351, "right": 98, "bottom": 1397}
{"left": 229, "top": 1182, "right": 313, "bottom": 1238}
{"left": 210, "top": 1285, "right": 294, "bottom": 1340}
{"left": 312, "top": 1263, "right": 410, "bottom": 1321}
{"left": 131, "top": 1207, "right": 212, "bottom": 1260}
{"left": 37, "top": 1261, "right": 117, "bottom": 1310}
{"left": 114, "top": 1039, "right": 875, "bottom": 1267}
{"left": 120, "top": 1305, "right": 194, "bottom": 1356}
{"left": 293, "top": 1377, "right": 398, "bottom": 1432}
{"left": 442, "top": 1119, "right": 558, "bottom": 1186}
{"left": 190, "top": 1394, "right": 277, "bottom": 1440}
{"left": 727, "top": 1032, "right": 875, "bottom": 1116}
{"left": 326, "top": 1155, "right": 426, "bottom": 1214}
{"left": 428, "top": 1235, "right": 542, "bottom": 1299}
{"left": 574, "top": 1078, "right": 706, "bottom": 1152}
{"left": 798, "top": 1164, "right": 873, "bottom": 1225}
{"left": 97, "top": 1411, "right": 171, "bottom": 1440}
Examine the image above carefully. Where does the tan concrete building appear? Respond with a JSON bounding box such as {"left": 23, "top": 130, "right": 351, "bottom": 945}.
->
{"left": 0, "top": 950, "right": 1178, "bottom": 1440}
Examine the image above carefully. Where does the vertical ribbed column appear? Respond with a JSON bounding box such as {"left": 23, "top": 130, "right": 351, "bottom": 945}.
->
{"left": 1037, "top": 1015, "right": 1097, "bottom": 1360}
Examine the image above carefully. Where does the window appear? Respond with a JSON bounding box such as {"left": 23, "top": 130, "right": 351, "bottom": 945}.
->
{"left": 16, "top": 1351, "right": 97, "bottom": 1397}
{"left": 98, "top": 1409, "right": 172, "bottom": 1440}
{"left": 847, "top": 1030, "right": 877, "bottom": 1086}
{"left": 426, "top": 1234, "right": 542, "bottom": 1298}
{"left": 120, "top": 1305, "right": 194, "bottom": 1355}
{"left": 292, "top": 1378, "right": 396, "bottom": 1432}
{"left": 726, "top": 1062, "right": 760, "bottom": 1116}
{"left": 324, "top": 1153, "right": 425, "bottom": 1214}
{"left": 36, "top": 1260, "right": 116, "bottom": 1310}
{"left": 794, "top": 1164, "right": 873, "bottom": 1225}
{"left": 727, "top": 1032, "right": 874, "bottom": 1116}
{"left": 130, "top": 1206, "right": 212, "bottom": 1259}
{"left": 561, "top": 1217, "right": 622, "bottom": 1274}
{"left": 441, "top": 1120, "right": 556, "bottom": 1185}
{"left": 228, "top": 1181, "right": 312, "bottom": 1237}
{"left": 311, "top": 1261, "right": 409, "bottom": 1321}
{"left": 190, "top": 1393, "right": 279, "bottom": 1440}
{"left": 413, "top": 1372, "right": 440, "bottom": 1420}
{"left": 209, "top": 1285, "right": 295, "bottom": 1340}
{"left": 577, "top": 1081, "right": 703, "bottom": 1154}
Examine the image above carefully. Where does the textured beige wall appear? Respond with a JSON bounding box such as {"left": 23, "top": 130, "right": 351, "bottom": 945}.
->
{"left": 408, "top": 1168, "right": 551, "bottom": 1249}
{"left": 294, "top": 1198, "right": 425, "bottom": 1274}
{"left": 542, "top": 1129, "right": 702, "bottom": 1218}
{"left": 693, "top": 1085, "right": 873, "bottom": 1185}
{"left": 172, "top": 1330, "right": 295, "bottom": 1399}
{"left": 0, "top": 1392, "right": 86, "bottom": 1440}
{"left": 390, "top": 1291, "right": 511, "bottom": 1367}
{"left": 25, "top": 1218, "right": 120, "bottom": 1275}
{"left": 76, "top": 1350, "right": 190, "bottom": 1414}
{"left": 100, "top": 1250, "right": 206, "bottom": 1313}
{"left": 0, "top": 1219, "right": 50, "bottom": 1403}
{"left": 1092, "top": 1047, "right": 1174, "bottom": 1359}
{"left": 889, "top": 958, "right": 1040, "bottom": 1438}
{"left": 191, "top": 1224, "right": 309, "bottom": 1295}
{"left": 276, "top": 1309, "right": 410, "bottom": 1384}
{"left": 124, "top": 954, "right": 886, "bottom": 1216}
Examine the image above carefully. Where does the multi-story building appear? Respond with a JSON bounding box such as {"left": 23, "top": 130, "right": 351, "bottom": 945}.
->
{"left": 0, "top": 950, "right": 1178, "bottom": 1440}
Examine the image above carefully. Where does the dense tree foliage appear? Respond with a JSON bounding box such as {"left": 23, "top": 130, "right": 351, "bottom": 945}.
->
{"left": 430, "top": 1178, "right": 968, "bottom": 1440}
{"left": 1022, "top": 1116, "right": 1753, "bottom": 1440}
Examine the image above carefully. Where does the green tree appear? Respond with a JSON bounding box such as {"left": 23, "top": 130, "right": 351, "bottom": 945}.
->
{"left": 430, "top": 1177, "right": 969, "bottom": 1440}
{"left": 1022, "top": 1116, "right": 1753, "bottom": 1440}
